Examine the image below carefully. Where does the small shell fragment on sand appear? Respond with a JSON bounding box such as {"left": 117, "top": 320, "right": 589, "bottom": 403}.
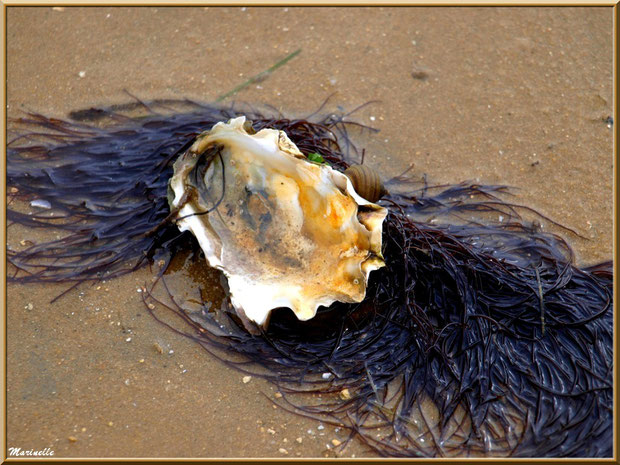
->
{"left": 339, "top": 388, "right": 352, "bottom": 400}
{"left": 30, "top": 199, "right": 52, "bottom": 209}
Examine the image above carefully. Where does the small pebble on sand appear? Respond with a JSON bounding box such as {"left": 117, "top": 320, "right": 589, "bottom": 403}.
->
{"left": 411, "top": 68, "right": 430, "bottom": 80}
{"left": 278, "top": 448, "right": 288, "bottom": 455}
{"left": 68, "top": 436, "right": 77, "bottom": 442}
{"left": 274, "top": 392, "right": 282, "bottom": 398}
{"left": 331, "top": 439, "right": 342, "bottom": 446}
{"left": 242, "top": 375, "right": 252, "bottom": 384}
{"left": 296, "top": 437, "right": 303, "bottom": 443}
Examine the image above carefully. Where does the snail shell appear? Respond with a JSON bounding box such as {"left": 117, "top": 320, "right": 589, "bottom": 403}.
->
{"left": 344, "top": 164, "right": 387, "bottom": 203}
{"left": 242, "top": 119, "right": 256, "bottom": 135}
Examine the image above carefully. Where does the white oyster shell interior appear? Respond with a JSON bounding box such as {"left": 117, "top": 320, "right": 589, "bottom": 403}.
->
{"left": 168, "top": 116, "right": 387, "bottom": 327}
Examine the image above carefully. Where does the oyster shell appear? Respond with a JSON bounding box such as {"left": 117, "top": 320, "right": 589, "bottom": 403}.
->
{"left": 168, "top": 116, "right": 387, "bottom": 327}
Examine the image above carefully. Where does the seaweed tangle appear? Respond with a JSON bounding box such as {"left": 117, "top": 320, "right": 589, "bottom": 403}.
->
{"left": 7, "top": 98, "right": 613, "bottom": 457}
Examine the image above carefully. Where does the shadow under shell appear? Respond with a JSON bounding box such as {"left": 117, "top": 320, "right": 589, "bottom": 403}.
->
{"left": 7, "top": 98, "right": 613, "bottom": 458}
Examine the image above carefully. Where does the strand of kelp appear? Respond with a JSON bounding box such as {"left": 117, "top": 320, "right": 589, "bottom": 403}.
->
{"left": 7, "top": 99, "right": 613, "bottom": 457}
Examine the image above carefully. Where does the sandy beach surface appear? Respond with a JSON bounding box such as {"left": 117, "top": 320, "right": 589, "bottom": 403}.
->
{"left": 6, "top": 6, "right": 613, "bottom": 458}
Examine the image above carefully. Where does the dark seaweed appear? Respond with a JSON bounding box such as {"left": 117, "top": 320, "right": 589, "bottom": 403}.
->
{"left": 7, "top": 99, "right": 613, "bottom": 457}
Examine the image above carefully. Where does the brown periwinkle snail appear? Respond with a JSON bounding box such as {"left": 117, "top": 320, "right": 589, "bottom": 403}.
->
{"left": 344, "top": 164, "right": 388, "bottom": 203}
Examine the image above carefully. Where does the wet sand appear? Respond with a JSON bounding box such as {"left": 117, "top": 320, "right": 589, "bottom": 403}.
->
{"left": 6, "top": 6, "right": 613, "bottom": 458}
